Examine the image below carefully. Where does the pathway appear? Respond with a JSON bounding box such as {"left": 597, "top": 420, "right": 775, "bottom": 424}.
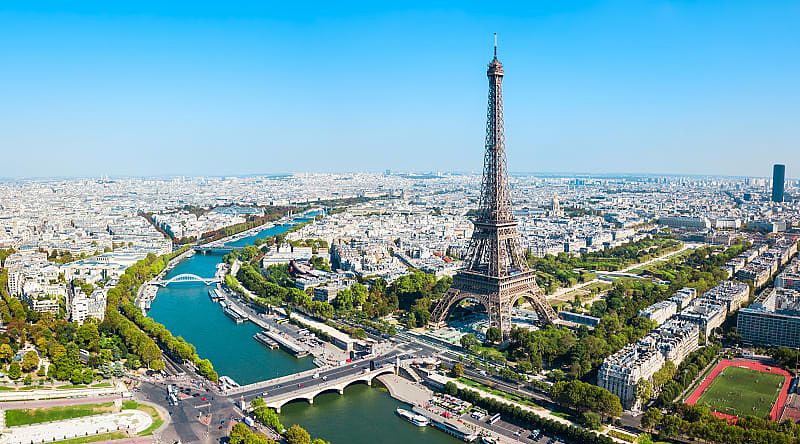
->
{"left": 376, "top": 374, "right": 432, "bottom": 406}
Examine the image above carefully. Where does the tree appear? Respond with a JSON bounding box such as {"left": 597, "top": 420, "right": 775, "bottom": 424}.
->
{"left": 485, "top": 327, "right": 502, "bottom": 343}
{"left": 76, "top": 322, "right": 100, "bottom": 351}
{"left": 444, "top": 381, "right": 459, "bottom": 396}
{"left": 580, "top": 411, "right": 602, "bottom": 430}
{"left": 21, "top": 350, "right": 39, "bottom": 373}
{"left": 285, "top": 425, "right": 311, "bottom": 444}
{"left": 8, "top": 361, "right": 21, "bottom": 380}
{"left": 550, "top": 379, "right": 622, "bottom": 418}
{"left": 460, "top": 333, "right": 479, "bottom": 351}
{"left": 251, "top": 399, "right": 283, "bottom": 432}
{"left": 636, "top": 378, "right": 654, "bottom": 406}
{"left": 197, "top": 359, "right": 218, "bottom": 382}
{"left": 350, "top": 283, "right": 368, "bottom": 307}
{"left": 641, "top": 408, "right": 662, "bottom": 432}
{"left": 450, "top": 363, "right": 464, "bottom": 378}
{"left": 229, "top": 422, "right": 279, "bottom": 444}
{"left": 351, "top": 328, "right": 367, "bottom": 340}
{"left": 406, "top": 312, "right": 417, "bottom": 329}
{"left": 0, "top": 344, "right": 13, "bottom": 363}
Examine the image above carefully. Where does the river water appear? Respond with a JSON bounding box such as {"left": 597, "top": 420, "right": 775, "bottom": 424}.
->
{"left": 147, "top": 220, "right": 459, "bottom": 444}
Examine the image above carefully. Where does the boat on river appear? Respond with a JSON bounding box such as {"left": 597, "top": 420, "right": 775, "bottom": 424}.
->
{"left": 253, "top": 331, "right": 279, "bottom": 349}
{"left": 396, "top": 408, "right": 429, "bottom": 427}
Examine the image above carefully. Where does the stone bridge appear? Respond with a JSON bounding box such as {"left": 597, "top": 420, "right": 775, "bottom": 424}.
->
{"left": 255, "top": 367, "right": 396, "bottom": 413}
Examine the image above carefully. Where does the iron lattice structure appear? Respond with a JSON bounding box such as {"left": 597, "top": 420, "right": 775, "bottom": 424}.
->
{"left": 430, "top": 41, "right": 557, "bottom": 337}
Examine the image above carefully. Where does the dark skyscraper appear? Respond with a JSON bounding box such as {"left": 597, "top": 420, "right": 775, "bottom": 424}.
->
{"left": 772, "top": 164, "right": 786, "bottom": 203}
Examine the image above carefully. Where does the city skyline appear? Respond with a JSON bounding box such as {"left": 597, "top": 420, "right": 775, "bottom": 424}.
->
{"left": 2, "top": 1, "right": 799, "bottom": 178}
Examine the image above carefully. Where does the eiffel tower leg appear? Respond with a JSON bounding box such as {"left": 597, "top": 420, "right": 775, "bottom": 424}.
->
{"left": 430, "top": 288, "right": 461, "bottom": 329}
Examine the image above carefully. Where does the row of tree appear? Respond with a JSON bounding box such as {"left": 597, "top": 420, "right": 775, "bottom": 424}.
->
{"left": 455, "top": 387, "right": 615, "bottom": 444}
{"left": 643, "top": 403, "right": 800, "bottom": 444}
{"left": 655, "top": 343, "right": 721, "bottom": 406}
{"left": 104, "top": 249, "right": 219, "bottom": 380}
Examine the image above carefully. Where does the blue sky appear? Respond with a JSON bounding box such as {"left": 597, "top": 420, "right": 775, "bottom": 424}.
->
{"left": 1, "top": 1, "right": 798, "bottom": 178}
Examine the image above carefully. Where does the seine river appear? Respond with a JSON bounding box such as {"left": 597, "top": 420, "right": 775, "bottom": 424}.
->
{"left": 147, "top": 222, "right": 458, "bottom": 444}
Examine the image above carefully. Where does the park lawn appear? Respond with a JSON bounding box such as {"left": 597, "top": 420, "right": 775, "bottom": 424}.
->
{"left": 53, "top": 432, "right": 128, "bottom": 444}
{"left": 56, "top": 383, "right": 87, "bottom": 389}
{"left": 5, "top": 402, "right": 116, "bottom": 426}
{"left": 696, "top": 366, "right": 784, "bottom": 418}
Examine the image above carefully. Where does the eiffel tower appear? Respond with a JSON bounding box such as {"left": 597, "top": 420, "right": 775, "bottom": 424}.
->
{"left": 430, "top": 36, "right": 557, "bottom": 337}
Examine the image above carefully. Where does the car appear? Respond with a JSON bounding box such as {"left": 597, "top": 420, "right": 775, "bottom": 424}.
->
{"left": 201, "top": 396, "right": 207, "bottom": 401}
{"left": 262, "top": 391, "right": 268, "bottom": 396}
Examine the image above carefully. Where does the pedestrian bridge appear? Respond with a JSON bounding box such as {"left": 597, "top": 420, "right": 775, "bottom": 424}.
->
{"left": 246, "top": 367, "right": 396, "bottom": 413}
{"left": 153, "top": 274, "right": 220, "bottom": 287}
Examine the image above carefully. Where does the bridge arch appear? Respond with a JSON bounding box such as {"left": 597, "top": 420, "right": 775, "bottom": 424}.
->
{"left": 266, "top": 368, "right": 395, "bottom": 413}
{"left": 156, "top": 273, "right": 219, "bottom": 287}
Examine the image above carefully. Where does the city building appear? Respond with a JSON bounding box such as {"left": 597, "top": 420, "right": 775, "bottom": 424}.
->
{"left": 645, "top": 319, "right": 699, "bottom": 366}
{"left": 68, "top": 285, "right": 107, "bottom": 325}
{"left": 668, "top": 287, "right": 697, "bottom": 310}
{"left": 737, "top": 288, "right": 800, "bottom": 348}
{"left": 773, "top": 164, "right": 786, "bottom": 203}
{"left": 639, "top": 300, "right": 678, "bottom": 325}
{"left": 657, "top": 216, "right": 711, "bottom": 230}
{"left": 678, "top": 300, "right": 726, "bottom": 340}
{"left": 701, "top": 280, "right": 750, "bottom": 313}
{"left": 597, "top": 342, "right": 665, "bottom": 410}
{"left": 776, "top": 258, "right": 800, "bottom": 290}
{"left": 559, "top": 311, "right": 601, "bottom": 328}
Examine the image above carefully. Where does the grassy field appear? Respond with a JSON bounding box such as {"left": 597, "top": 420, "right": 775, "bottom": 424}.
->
{"left": 5, "top": 402, "right": 115, "bottom": 426}
{"left": 54, "top": 432, "right": 128, "bottom": 444}
{"left": 696, "top": 366, "right": 784, "bottom": 418}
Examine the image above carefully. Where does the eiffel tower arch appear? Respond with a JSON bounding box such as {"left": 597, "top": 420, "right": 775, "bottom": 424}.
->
{"left": 430, "top": 36, "right": 558, "bottom": 338}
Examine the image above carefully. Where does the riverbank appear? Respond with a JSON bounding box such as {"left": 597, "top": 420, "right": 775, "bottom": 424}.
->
{"left": 147, "top": 225, "right": 463, "bottom": 443}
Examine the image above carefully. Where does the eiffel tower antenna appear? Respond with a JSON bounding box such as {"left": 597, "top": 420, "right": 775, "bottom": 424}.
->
{"left": 430, "top": 36, "right": 557, "bottom": 338}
